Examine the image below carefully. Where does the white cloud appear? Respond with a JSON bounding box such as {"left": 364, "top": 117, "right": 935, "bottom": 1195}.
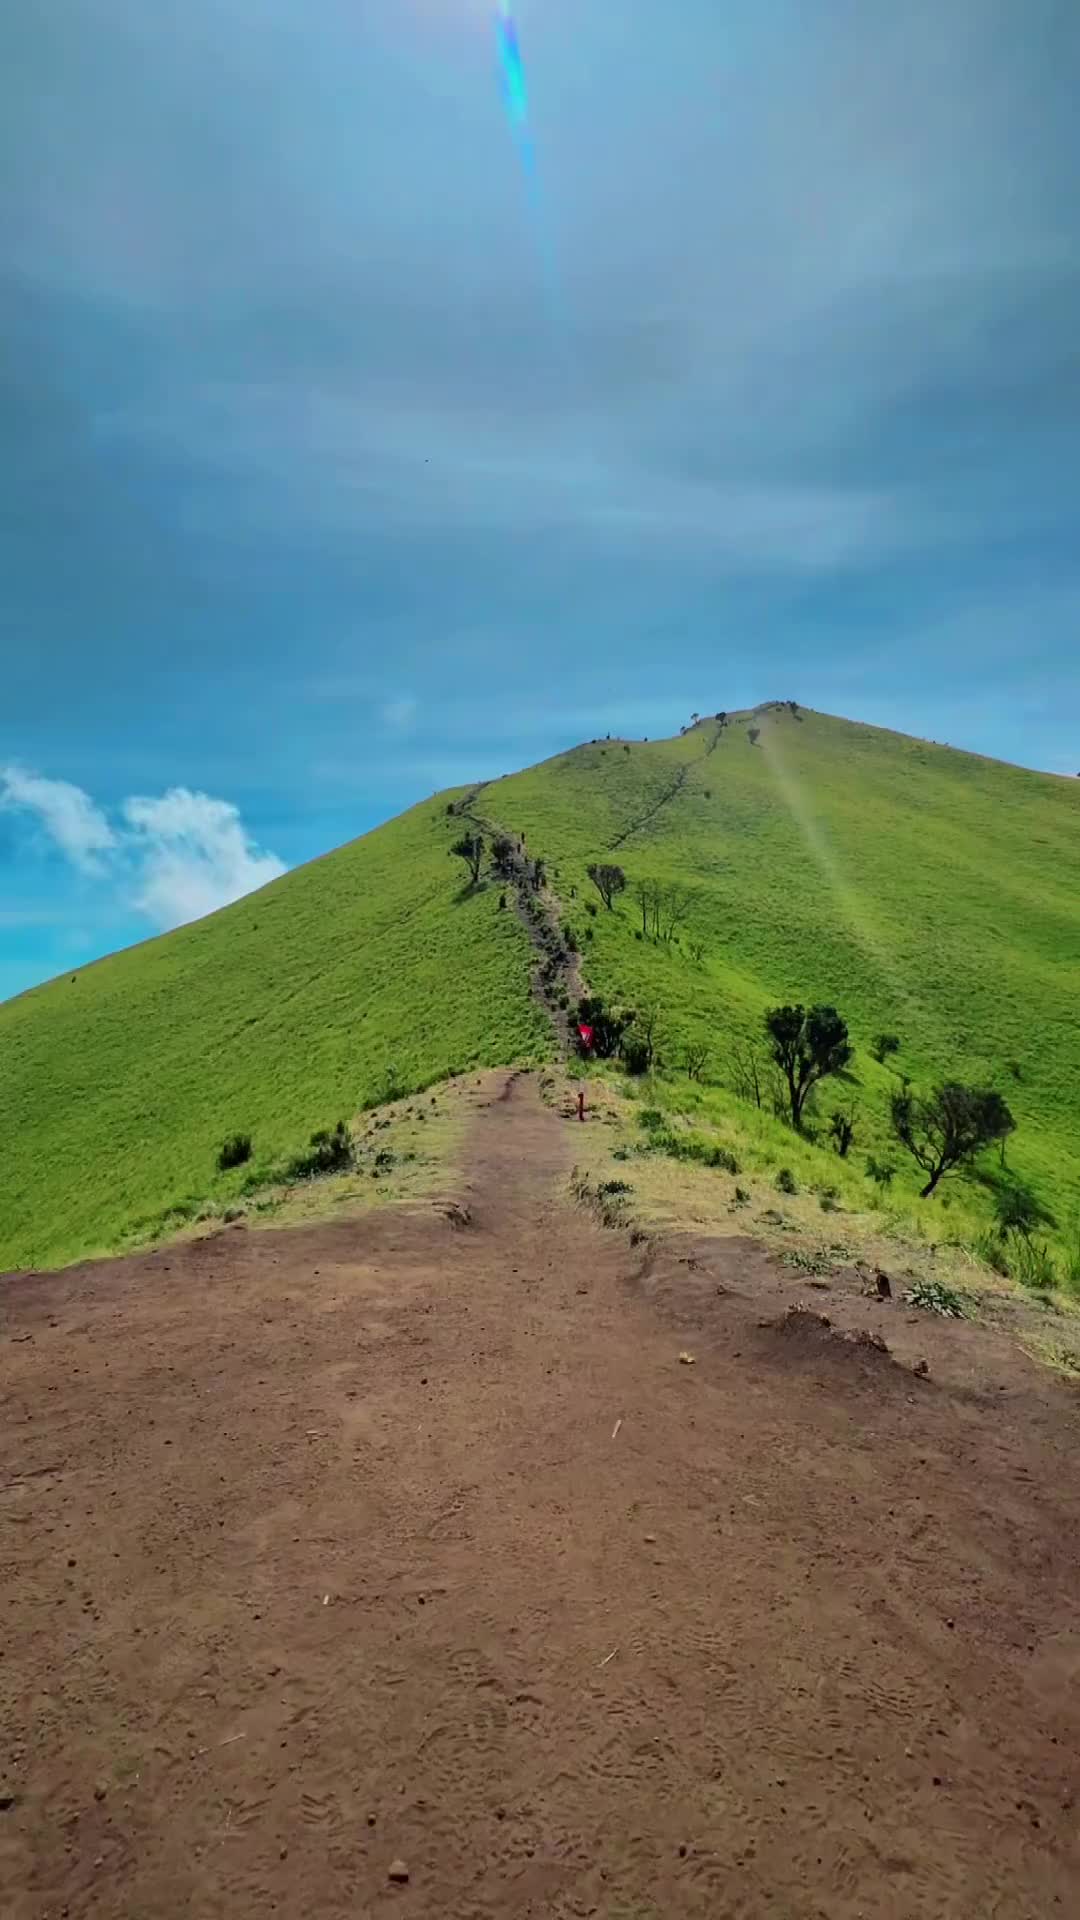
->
{"left": 1, "top": 768, "right": 286, "bottom": 931}
{"left": 1, "top": 765, "right": 116, "bottom": 873}
{"left": 121, "top": 787, "right": 287, "bottom": 926}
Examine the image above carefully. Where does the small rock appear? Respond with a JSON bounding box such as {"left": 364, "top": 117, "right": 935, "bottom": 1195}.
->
{"left": 914, "top": 1358, "right": 930, "bottom": 1378}
{"left": 678, "top": 1352, "right": 696, "bottom": 1366}
{"left": 93, "top": 1782, "right": 108, "bottom": 1802}
{"left": 0, "top": 1793, "right": 16, "bottom": 1812}
{"left": 388, "top": 1858, "right": 410, "bottom": 1884}
{"left": 644, "top": 1533, "right": 657, "bottom": 1544}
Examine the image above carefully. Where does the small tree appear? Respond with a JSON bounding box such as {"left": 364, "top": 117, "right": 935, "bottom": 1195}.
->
{"left": 748, "top": 726, "right": 760, "bottom": 747}
{"left": 729, "top": 1039, "right": 765, "bottom": 1109}
{"left": 586, "top": 862, "right": 627, "bottom": 910}
{"left": 489, "top": 832, "right": 516, "bottom": 878}
{"left": 872, "top": 1032, "right": 901, "bottom": 1066}
{"left": 890, "top": 1083, "right": 1015, "bottom": 1198}
{"left": 623, "top": 1004, "right": 660, "bottom": 1073}
{"left": 828, "top": 1108, "right": 856, "bottom": 1158}
{"left": 450, "top": 831, "right": 484, "bottom": 887}
{"left": 683, "top": 1041, "right": 709, "bottom": 1082}
{"left": 659, "top": 882, "right": 692, "bottom": 944}
{"left": 764, "top": 1004, "right": 852, "bottom": 1131}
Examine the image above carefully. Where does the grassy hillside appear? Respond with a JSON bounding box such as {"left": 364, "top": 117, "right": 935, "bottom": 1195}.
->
{"left": 483, "top": 706, "right": 1080, "bottom": 1243}
{"left": 3, "top": 705, "right": 1078, "bottom": 1274}
{"left": 0, "top": 793, "right": 549, "bottom": 1268}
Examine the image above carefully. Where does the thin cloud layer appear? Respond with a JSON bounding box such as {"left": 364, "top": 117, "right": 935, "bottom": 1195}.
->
{"left": 1, "top": 770, "right": 285, "bottom": 930}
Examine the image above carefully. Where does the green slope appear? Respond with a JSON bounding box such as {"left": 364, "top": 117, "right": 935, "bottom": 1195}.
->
{"left": 3, "top": 706, "right": 1078, "bottom": 1273}
{"left": 482, "top": 706, "right": 1080, "bottom": 1234}
{"left": 0, "top": 793, "right": 549, "bottom": 1268}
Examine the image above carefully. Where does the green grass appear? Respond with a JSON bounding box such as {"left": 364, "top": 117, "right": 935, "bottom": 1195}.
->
{"left": 4, "top": 703, "right": 1079, "bottom": 1276}
{"left": 482, "top": 706, "right": 1080, "bottom": 1253}
{"left": 0, "top": 793, "right": 549, "bottom": 1268}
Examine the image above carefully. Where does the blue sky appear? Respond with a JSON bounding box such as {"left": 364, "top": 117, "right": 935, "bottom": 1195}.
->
{"left": 2, "top": 0, "right": 1078, "bottom": 1001}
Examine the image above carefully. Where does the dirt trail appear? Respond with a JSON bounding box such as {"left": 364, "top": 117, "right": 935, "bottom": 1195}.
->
{"left": 3, "top": 1072, "right": 1080, "bottom": 1918}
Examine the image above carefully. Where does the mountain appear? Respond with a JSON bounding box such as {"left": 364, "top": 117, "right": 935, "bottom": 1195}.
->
{"left": 3, "top": 706, "right": 1078, "bottom": 1271}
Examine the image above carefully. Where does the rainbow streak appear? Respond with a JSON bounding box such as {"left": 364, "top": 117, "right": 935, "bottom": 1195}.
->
{"left": 496, "top": 2, "right": 529, "bottom": 134}
{"left": 493, "top": 3, "right": 568, "bottom": 354}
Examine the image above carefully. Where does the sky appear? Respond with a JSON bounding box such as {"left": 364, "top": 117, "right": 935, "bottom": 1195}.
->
{"left": 2, "top": 0, "right": 1078, "bottom": 1001}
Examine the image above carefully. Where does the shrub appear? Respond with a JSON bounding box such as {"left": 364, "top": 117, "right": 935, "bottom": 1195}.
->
{"left": 599, "top": 1178, "right": 633, "bottom": 1197}
{"left": 217, "top": 1132, "right": 253, "bottom": 1172}
{"left": 734, "top": 1185, "right": 750, "bottom": 1205}
{"left": 872, "top": 1033, "right": 901, "bottom": 1065}
{"left": 904, "top": 1279, "right": 967, "bottom": 1318}
{"left": 288, "top": 1121, "right": 353, "bottom": 1180}
{"left": 638, "top": 1108, "right": 666, "bottom": 1131}
{"left": 819, "top": 1187, "right": 840, "bottom": 1212}
{"left": 622, "top": 1038, "right": 652, "bottom": 1076}
{"left": 865, "top": 1155, "right": 895, "bottom": 1188}
{"left": 776, "top": 1166, "right": 798, "bottom": 1195}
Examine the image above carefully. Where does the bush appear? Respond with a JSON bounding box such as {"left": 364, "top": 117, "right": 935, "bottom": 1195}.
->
{"left": 217, "top": 1132, "right": 253, "bottom": 1172}
{"left": 1009, "top": 1235, "right": 1058, "bottom": 1293}
{"left": 734, "top": 1185, "right": 750, "bottom": 1205}
{"left": 819, "top": 1187, "right": 840, "bottom": 1212}
{"left": 638, "top": 1108, "right": 666, "bottom": 1131}
{"left": 905, "top": 1279, "right": 967, "bottom": 1318}
{"left": 776, "top": 1166, "right": 798, "bottom": 1195}
{"left": 622, "top": 1038, "right": 652, "bottom": 1076}
{"left": 865, "top": 1155, "right": 895, "bottom": 1188}
{"left": 288, "top": 1121, "right": 353, "bottom": 1180}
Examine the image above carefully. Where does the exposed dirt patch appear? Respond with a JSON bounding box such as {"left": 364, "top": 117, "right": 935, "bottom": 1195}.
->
{"left": 3, "top": 1072, "right": 1079, "bottom": 1918}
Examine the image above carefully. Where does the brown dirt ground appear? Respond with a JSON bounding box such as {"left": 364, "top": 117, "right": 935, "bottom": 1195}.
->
{"left": 2, "top": 1070, "right": 1079, "bottom": 1919}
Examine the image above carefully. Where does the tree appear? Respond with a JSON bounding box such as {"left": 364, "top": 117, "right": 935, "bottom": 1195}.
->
{"left": 624, "top": 1004, "right": 660, "bottom": 1073}
{"left": 729, "top": 1039, "right": 766, "bottom": 1109}
{"left": 683, "top": 1040, "right": 709, "bottom": 1082}
{"left": 828, "top": 1108, "right": 856, "bottom": 1158}
{"left": 450, "top": 831, "right": 484, "bottom": 887}
{"left": 890, "top": 1083, "right": 1015, "bottom": 1198}
{"left": 748, "top": 726, "right": 760, "bottom": 747}
{"left": 659, "top": 882, "right": 692, "bottom": 944}
{"left": 586, "top": 862, "right": 627, "bottom": 910}
{"left": 872, "top": 1032, "right": 900, "bottom": 1066}
{"left": 764, "top": 1004, "right": 853, "bottom": 1131}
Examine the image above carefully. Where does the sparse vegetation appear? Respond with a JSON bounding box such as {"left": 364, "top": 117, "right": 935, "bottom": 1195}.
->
{"left": 891, "top": 1083, "right": 1015, "bottom": 1198}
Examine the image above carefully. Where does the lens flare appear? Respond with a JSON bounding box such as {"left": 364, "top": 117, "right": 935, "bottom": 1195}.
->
{"left": 496, "top": 1, "right": 529, "bottom": 129}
